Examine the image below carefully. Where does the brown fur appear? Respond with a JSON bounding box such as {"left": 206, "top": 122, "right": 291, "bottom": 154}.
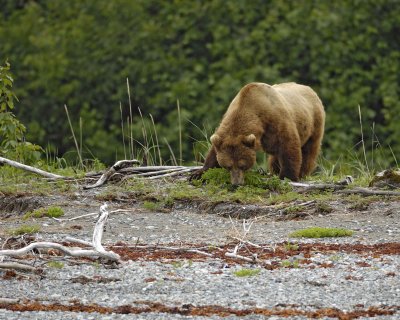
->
{"left": 192, "top": 82, "right": 325, "bottom": 185}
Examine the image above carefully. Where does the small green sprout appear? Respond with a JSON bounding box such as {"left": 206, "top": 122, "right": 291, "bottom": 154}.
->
{"left": 233, "top": 268, "right": 261, "bottom": 277}
{"left": 171, "top": 260, "right": 192, "bottom": 268}
{"left": 47, "top": 261, "right": 64, "bottom": 269}
{"left": 281, "top": 259, "right": 300, "bottom": 268}
{"left": 284, "top": 242, "right": 299, "bottom": 251}
{"left": 289, "top": 227, "right": 354, "bottom": 238}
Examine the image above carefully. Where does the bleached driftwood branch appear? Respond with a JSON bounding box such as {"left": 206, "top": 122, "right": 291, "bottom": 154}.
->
{"left": 0, "top": 156, "right": 64, "bottom": 179}
{"left": 84, "top": 159, "right": 140, "bottom": 189}
{"left": 145, "top": 167, "right": 200, "bottom": 180}
{"left": 0, "top": 203, "right": 121, "bottom": 263}
{"left": 92, "top": 203, "right": 120, "bottom": 261}
{"left": 53, "top": 209, "right": 136, "bottom": 222}
{"left": 289, "top": 176, "right": 354, "bottom": 192}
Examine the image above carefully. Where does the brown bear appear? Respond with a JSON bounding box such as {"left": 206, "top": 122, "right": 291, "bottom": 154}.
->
{"left": 191, "top": 82, "right": 325, "bottom": 185}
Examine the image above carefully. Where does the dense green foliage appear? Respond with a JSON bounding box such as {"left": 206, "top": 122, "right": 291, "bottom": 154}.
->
{"left": 1, "top": 0, "right": 399, "bottom": 170}
{"left": 0, "top": 61, "right": 42, "bottom": 163}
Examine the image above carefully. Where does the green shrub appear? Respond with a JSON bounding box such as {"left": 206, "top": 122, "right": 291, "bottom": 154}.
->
{"left": 0, "top": 61, "right": 42, "bottom": 164}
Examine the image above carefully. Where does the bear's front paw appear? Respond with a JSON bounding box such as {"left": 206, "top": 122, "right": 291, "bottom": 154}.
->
{"left": 188, "top": 168, "right": 206, "bottom": 182}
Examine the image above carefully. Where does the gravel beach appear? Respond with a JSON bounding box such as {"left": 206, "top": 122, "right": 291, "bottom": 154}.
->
{"left": 0, "top": 191, "right": 399, "bottom": 319}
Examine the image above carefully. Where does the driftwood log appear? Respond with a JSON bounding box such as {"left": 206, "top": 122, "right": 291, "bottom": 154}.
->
{"left": 0, "top": 156, "right": 64, "bottom": 179}
{"left": 0, "top": 203, "right": 121, "bottom": 265}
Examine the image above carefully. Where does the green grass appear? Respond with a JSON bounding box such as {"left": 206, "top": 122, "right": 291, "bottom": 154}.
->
{"left": 315, "top": 201, "right": 334, "bottom": 214}
{"left": 233, "top": 268, "right": 261, "bottom": 277}
{"left": 47, "top": 261, "right": 64, "bottom": 269}
{"left": 281, "top": 259, "right": 300, "bottom": 268}
{"left": 143, "top": 201, "right": 163, "bottom": 211}
{"left": 24, "top": 206, "right": 64, "bottom": 220}
{"left": 198, "top": 168, "right": 292, "bottom": 192}
{"left": 284, "top": 242, "right": 299, "bottom": 251}
{"left": 9, "top": 224, "right": 41, "bottom": 235}
{"left": 289, "top": 227, "right": 354, "bottom": 238}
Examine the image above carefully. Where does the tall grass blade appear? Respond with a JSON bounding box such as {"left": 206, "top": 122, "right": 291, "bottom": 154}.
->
{"left": 126, "top": 78, "right": 134, "bottom": 159}
{"left": 177, "top": 99, "right": 182, "bottom": 165}
{"left": 164, "top": 138, "right": 178, "bottom": 166}
{"left": 79, "top": 117, "right": 83, "bottom": 161}
{"left": 64, "top": 104, "right": 83, "bottom": 168}
{"left": 150, "top": 114, "right": 162, "bottom": 166}
{"left": 358, "top": 104, "right": 369, "bottom": 175}
{"left": 120, "top": 102, "right": 127, "bottom": 159}
{"left": 138, "top": 107, "right": 149, "bottom": 165}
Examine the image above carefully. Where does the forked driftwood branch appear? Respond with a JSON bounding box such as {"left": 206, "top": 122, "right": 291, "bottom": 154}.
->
{"left": 0, "top": 203, "right": 121, "bottom": 266}
{"left": 83, "top": 159, "right": 140, "bottom": 189}
{"left": 0, "top": 156, "right": 64, "bottom": 179}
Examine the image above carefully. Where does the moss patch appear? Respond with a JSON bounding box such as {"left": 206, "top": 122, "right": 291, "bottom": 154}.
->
{"left": 9, "top": 225, "right": 41, "bottom": 235}
{"left": 233, "top": 268, "right": 261, "bottom": 277}
{"left": 289, "top": 227, "right": 354, "bottom": 238}
{"left": 24, "top": 206, "right": 64, "bottom": 219}
{"left": 198, "top": 168, "right": 291, "bottom": 192}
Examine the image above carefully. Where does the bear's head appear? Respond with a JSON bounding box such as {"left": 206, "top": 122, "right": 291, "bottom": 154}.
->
{"left": 210, "top": 133, "right": 257, "bottom": 185}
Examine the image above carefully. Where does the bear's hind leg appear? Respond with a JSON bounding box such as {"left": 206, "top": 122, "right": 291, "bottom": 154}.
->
{"left": 268, "top": 155, "right": 281, "bottom": 175}
{"left": 279, "top": 153, "right": 301, "bottom": 181}
{"left": 300, "top": 137, "right": 321, "bottom": 178}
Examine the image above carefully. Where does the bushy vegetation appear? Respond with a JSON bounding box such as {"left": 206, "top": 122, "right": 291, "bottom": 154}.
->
{"left": 1, "top": 1, "right": 399, "bottom": 172}
{"left": 0, "top": 61, "right": 42, "bottom": 163}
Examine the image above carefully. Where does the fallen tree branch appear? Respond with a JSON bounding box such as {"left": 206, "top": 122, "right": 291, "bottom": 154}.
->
{"left": 335, "top": 187, "right": 400, "bottom": 196}
{"left": 0, "top": 156, "right": 64, "bottom": 179}
{"left": 0, "top": 298, "right": 19, "bottom": 304}
{"left": 225, "top": 251, "right": 259, "bottom": 263}
{"left": 0, "top": 262, "right": 37, "bottom": 272}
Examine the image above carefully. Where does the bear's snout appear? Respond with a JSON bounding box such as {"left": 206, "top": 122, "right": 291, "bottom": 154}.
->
{"left": 230, "top": 168, "right": 245, "bottom": 186}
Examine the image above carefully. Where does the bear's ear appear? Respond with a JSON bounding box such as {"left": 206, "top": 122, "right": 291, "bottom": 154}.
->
{"left": 243, "top": 134, "right": 256, "bottom": 148}
{"left": 210, "top": 134, "right": 222, "bottom": 148}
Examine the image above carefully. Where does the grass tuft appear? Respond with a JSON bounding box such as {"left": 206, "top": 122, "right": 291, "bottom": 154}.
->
{"left": 9, "top": 225, "right": 41, "bottom": 235}
{"left": 233, "top": 268, "right": 261, "bottom": 277}
{"left": 289, "top": 227, "right": 354, "bottom": 238}
{"left": 47, "top": 261, "right": 64, "bottom": 269}
{"left": 24, "top": 206, "right": 64, "bottom": 219}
